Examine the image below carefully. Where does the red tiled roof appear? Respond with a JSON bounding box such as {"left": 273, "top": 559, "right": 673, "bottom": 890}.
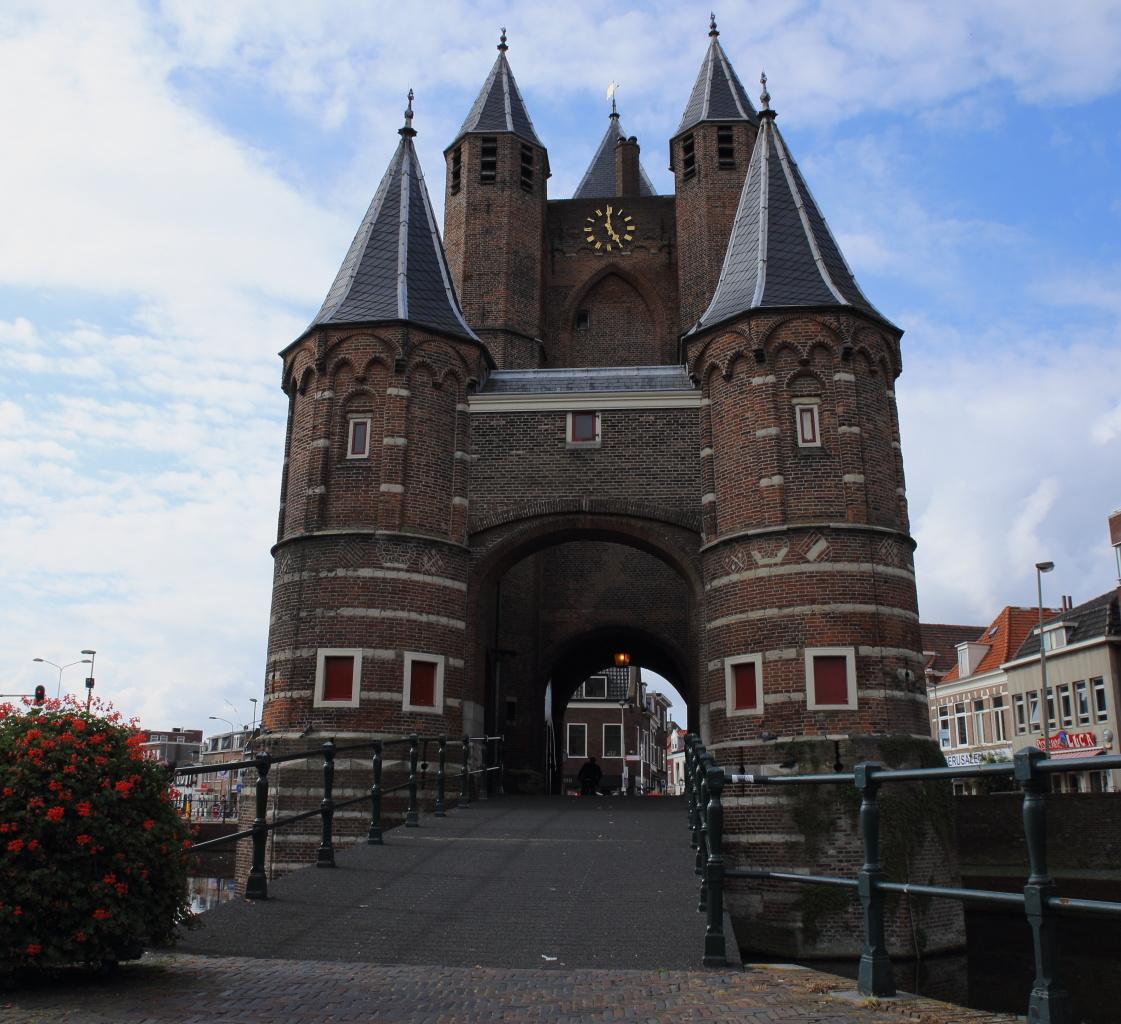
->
{"left": 939, "top": 606, "right": 1061, "bottom": 683}
{"left": 920, "top": 623, "right": 986, "bottom": 675}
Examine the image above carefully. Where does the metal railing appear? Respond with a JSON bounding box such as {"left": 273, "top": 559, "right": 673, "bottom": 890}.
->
{"left": 174, "top": 732, "right": 504, "bottom": 899}
{"left": 684, "top": 734, "right": 1121, "bottom": 1024}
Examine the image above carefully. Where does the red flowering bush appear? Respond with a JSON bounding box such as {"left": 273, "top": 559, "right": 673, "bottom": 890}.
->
{"left": 0, "top": 698, "right": 192, "bottom": 969}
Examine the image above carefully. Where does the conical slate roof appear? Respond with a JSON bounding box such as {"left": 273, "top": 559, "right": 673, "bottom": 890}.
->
{"left": 676, "top": 17, "right": 757, "bottom": 136}
{"left": 311, "top": 95, "right": 480, "bottom": 344}
{"left": 690, "top": 80, "right": 891, "bottom": 335}
{"left": 572, "top": 113, "right": 657, "bottom": 199}
{"left": 453, "top": 30, "right": 542, "bottom": 148}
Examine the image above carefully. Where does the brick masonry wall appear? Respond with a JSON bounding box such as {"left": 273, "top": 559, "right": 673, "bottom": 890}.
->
{"left": 544, "top": 195, "right": 679, "bottom": 367}
{"left": 672, "top": 122, "right": 758, "bottom": 331}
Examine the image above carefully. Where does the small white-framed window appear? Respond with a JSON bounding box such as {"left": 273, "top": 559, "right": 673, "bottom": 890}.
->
{"left": 1092, "top": 676, "right": 1107, "bottom": 721}
{"left": 793, "top": 399, "right": 821, "bottom": 448}
{"left": 583, "top": 675, "right": 607, "bottom": 699}
{"left": 937, "top": 705, "right": 950, "bottom": 748}
{"left": 1058, "top": 685, "right": 1073, "bottom": 728}
{"left": 1075, "top": 680, "right": 1091, "bottom": 724}
{"left": 972, "top": 699, "right": 986, "bottom": 745}
{"left": 566, "top": 410, "right": 601, "bottom": 448}
{"left": 403, "top": 651, "right": 445, "bottom": 713}
{"left": 567, "top": 722, "right": 587, "bottom": 758}
{"left": 804, "top": 647, "right": 857, "bottom": 710}
{"left": 1013, "top": 694, "right": 1026, "bottom": 733}
{"left": 314, "top": 648, "right": 362, "bottom": 708}
{"left": 603, "top": 723, "right": 622, "bottom": 758}
{"left": 992, "top": 694, "right": 1007, "bottom": 741}
{"left": 1028, "top": 691, "right": 1041, "bottom": 731}
{"left": 347, "top": 417, "right": 372, "bottom": 459}
{"left": 724, "top": 654, "right": 763, "bottom": 717}
{"left": 954, "top": 701, "right": 968, "bottom": 746}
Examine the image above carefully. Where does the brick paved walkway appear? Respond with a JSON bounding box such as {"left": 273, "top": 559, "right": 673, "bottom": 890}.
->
{"left": 0, "top": 954, "right": 1019, "bottom": 1024}
{"left": 0, "top": 797, "right": 1019, "bottom": 1023}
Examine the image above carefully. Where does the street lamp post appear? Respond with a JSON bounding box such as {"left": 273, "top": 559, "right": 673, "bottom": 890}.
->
{"left": 618, "top": 700, "right": 629, "bottom": 795}
{"left": 1036, "top": 561, "right": 1055, "bottom": 763}
{"left": 81, "top": 650, "right": 96, "bottom": 710}
{"left": 32, "top": 657, "right": 92, "bottom": 699}
{"left": 249, "top": 697, "right": 259, "bottom": 730}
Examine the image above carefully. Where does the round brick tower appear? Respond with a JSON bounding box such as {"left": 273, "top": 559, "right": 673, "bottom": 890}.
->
{"left": 684, "top": 76, "right": 963, "bottom": 956}
{"left": 258, "top": 94, "right": 493, "bottom": 875}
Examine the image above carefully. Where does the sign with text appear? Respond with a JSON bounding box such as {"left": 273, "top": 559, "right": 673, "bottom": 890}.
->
{"left": 1036, "top": 730, "right": 1096, "bottom": 752}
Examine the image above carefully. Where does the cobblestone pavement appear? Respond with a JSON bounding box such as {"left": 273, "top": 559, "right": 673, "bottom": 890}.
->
{"left": 0, "top": 954, "right": 1021, "bottom": 1024}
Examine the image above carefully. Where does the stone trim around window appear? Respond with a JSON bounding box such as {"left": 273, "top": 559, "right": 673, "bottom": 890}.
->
{"left": 403, "top": 651, "right": 445, "bottom": 714}
{"left": 724, "top": 654, "right": 764, "bottom": 717}
{"left": 804, "top": 647, "right": 857, "bottom": 710}
{"left": 313, "top": 648, "right": 363, "bottom": 709}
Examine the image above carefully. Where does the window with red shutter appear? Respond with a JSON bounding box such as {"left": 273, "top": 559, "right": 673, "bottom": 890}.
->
{"left": 570, "top": 411, "right": 598, "bottom": 443}
{"left": 409, "top": 660, "right": 437, "bottom": 708}
{"left": 813, "top": 655, "right": 849, "bottom": 706}
{"left": 322, "top": 656, "right": 354, "bottom": 702}
{"left": 732, "top": 661, "right": 757, "bottom": 711}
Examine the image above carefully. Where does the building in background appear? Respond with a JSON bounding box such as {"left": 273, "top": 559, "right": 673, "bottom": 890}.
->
{"left": 562, "top": 666, "right": 670, "bottom": 794}
{"left": 138, "top": 726, "right": 202, "bottom": 768}
{"left": 195, "top": 726, "right": 256, "bottom": 819}
{"left": 666, "top": 725, "right": 687, "bottom": 795}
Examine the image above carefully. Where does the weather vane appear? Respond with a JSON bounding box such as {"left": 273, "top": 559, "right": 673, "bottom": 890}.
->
{"left": 606, "top": 81, "right": 620, "bottom": 118}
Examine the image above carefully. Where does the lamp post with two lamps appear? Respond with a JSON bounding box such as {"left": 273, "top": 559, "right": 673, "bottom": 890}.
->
{"left": 1035, "top": 561, "right": 1055, "bottom": 762}
{"left": 32, "top": 655, "right": 91, "bottom": 700}
{"left": 81, "top": 650, "right": 97, "bottom": 710}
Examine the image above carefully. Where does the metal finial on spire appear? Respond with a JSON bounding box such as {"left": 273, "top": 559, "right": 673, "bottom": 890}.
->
{"left": 400, "top": 88, "right": 416, "bottom": 137}
{"left": 759, "top": 70, "right": 770, "bottom": 112}
{"left": 498, "top": 26, "right": 508, "bottom": 52}
{"left": 606, "top": 81, "right": 620, "bottom": 119}
{"left": 709, "top": 12, "right": 719, "bottom": 37}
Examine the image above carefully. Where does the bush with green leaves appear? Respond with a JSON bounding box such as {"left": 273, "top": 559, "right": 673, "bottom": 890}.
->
{"left": 0, "top": 698, "right": 192, "bottom": 968}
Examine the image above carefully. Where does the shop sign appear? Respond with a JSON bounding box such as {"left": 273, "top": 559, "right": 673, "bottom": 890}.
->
{"left": 945, "top": 748, "right": 1013, "bottom": 768}
{"left": 1036, "top": 730, "right": 1096, "bottom": 752}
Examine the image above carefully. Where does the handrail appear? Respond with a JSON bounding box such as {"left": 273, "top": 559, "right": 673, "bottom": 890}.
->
{"left": 175, "top": 732, "right": 504, "bottom": 898}
{"left": 684, "top": 733, "right": 1121, "bottom": 1023}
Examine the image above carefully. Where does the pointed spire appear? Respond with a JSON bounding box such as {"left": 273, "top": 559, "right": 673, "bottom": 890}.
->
{"left": 676, "top": 16, "right": 757, "bottom": 136}
{"left": 758, "top": 70, "right": 770, "bottom": 113}
{"left": 453, "top": 29, "right": 543, "bottom": 148}
{"left": 689, "top": 76, "right": 893, "bottom": 335}
{"left": 310, "top": 95, "right": 480, "bottom": 345}
{"left": 572, "top": 102, "right": 658, "bottom": 199}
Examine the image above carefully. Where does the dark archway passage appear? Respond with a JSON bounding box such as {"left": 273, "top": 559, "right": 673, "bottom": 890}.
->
{"left": 465, "top": 515, "right": 702, "bottom": 795}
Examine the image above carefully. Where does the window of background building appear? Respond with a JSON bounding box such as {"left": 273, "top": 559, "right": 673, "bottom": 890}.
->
{"left": 1093, "top": 677, "right": 1107, "bottom": 721}
{"left": 805, "top": 648, "right": 856, "bottom": 709}
{"left": 1028, "top": 691, "right": 1041, "bottom": 731}
{"left": 603, "top": 723, "right": 622, "bottom": 759}
{"left": 1046, "top": 687, "right": 1057, "bottom": 730}
{"left": 992, "top": 694, "right": 1007, "bottom": 741}
{"left": 954, "top": 702, "right": 968, "bottom": 746}
{"left": 574, "top": 309, "right": 590, "bottom": 330}
{"left": 583, "top": 675, "right": 607, "bottom": 699}
{"left": 1014, "top": 694, "right": 1026, "bottom": 733}
{"left": 938, "top": 706, "right": 950, "bottom": 748}
{"left": 973, "top": 699, "right": 986, "bottom": 745}
{"left": 1076, "top": 680, "right": 1091, "bottom": 724}
{"left": 1059, "top": 685, "right": 1074, "bottom": 728}
{"left": 567, "top": 722, "right": 587, "bottom": 758}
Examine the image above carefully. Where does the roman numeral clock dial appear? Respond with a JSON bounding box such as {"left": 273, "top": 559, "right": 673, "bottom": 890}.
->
{"left": 584, "top": 205, "right": 635, "bottom": 252}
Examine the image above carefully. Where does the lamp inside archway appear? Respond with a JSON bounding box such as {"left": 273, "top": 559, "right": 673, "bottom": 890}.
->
{"left": 613, "top": 651, "right": 631, "bottom": 667}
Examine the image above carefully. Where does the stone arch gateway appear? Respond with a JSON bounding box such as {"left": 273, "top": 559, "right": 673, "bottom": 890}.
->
{"left": 252, "top": 25, "right": 963, "bottom": 959}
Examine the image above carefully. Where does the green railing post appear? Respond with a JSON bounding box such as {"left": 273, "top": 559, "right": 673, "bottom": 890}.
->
{"left": 460, "top": 734, "right": 471, "bottom": 807}
{"left": 1015, "top": 748, "right": 1074, "bottom": 1024}
{"left": 367, "top": 739, "right": 383, "bottom": 844}
{"left": 685, "top": 735, "right": 697, "bottom": 839}
{"left": 696, "top": 751, "right": 710, "bottom": 912}
{"left": 406, "top": 732, "right": 420, "bottom": 827}
{"left": 317, "top": 739, "right": 337, "bottom": 867}
{"left": 245, "top": 752, "right": 271, "bottom": 899}
{"left": 693, "top": 745, "right": 708, "bottom": 877}
{"left": 854, "top": 762, "right": 894, "bottom": 997}
{"left": 703, "top": 763, "right": 727, "bottom": 967}
{"left": 435, "top": 736, "right": 447, "bottom": 816}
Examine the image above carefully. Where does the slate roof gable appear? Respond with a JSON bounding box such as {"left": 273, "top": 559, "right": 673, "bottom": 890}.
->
{"left": 676, "top": 24, "right": 758, "bottom": 136}
{"left": 1013, "top": 590, "right": 1121, "bottom": 660}
{"left": 689, "top": 93, "right": 893, "bottom": 336}
{"left": 310, "top": 103, "right": 479, "bottom": 345}
{"left": 573, "top": 116, "right": 657, "bottom": 199}
{"left": 454, "top": 42, "right": 542, "bottom": 149}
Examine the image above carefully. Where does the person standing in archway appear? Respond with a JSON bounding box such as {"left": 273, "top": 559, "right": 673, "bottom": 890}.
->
{"left": 577, "top": 755, "right": 603, "bottom": 796}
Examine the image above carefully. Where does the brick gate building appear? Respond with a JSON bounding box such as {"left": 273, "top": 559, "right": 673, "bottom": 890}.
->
{"left": 258, "top": 21, "right": 961, "bottom": 957}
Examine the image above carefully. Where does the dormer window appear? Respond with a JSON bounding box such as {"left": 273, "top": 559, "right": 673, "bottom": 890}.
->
{"left": 955, "top": 641, "right": 990, "bottom": 678}
{"left": 1041, "top": 623, "right": 1068, "bottom": 651}
{"left": 583, "top": 675, "right": 607, "bottom": 699}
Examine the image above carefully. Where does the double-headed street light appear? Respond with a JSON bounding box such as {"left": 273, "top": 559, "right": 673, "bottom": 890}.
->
{"left": 32, "top": 656, "right": 92, "bottom": 699}
{"left": 81, "top": 650, "right": 97, "bottom": 710}
{"left": 1036, "top": 561, "right": 1055, "bottom": 760}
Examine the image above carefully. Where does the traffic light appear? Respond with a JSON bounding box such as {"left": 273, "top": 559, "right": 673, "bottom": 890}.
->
{"left": 33, "top": 685, "right": 46, "bottom": 706}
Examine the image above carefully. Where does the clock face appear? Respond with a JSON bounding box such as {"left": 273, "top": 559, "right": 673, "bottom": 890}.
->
{"left": 583, "top": 204, "right": 635, "bottom": 253}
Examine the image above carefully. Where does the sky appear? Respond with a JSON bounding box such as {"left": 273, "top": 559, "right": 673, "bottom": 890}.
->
{"left": 2, "top": 0, "right": 1119, "bottom": 736}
